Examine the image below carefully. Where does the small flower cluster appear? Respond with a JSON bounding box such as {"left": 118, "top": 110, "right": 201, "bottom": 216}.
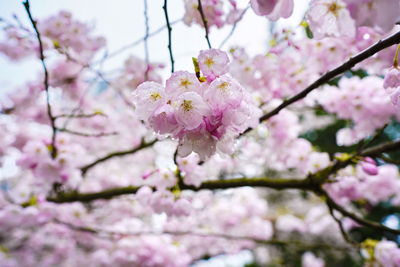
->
{"left": 0, "top": 27, "right": 37, "bottom": 61}
{"left": 250, "top": 0, "right": 294, "bottom": 21}
{"left": 383, "top": 65, "right": 400, "bottom": 109}
{"left": 17, "top": 135, "right": 83, "bottom": 189}
{"left": 183, "top": 0, "right": 246, "bottom": 29}
{"left": 133, "top": 49, "right": 261, "bottom": 160}
{"left": 324, "top": 163, "right": 400, "bottom": 206}
{"left": 307, "top": 0, "right": 400, "bottom": 39}
{"left": 317, "top": 76, "right": 397, "bottom": 145}
{"left": 38, "top": 11, "right": 105, "bottom": 62}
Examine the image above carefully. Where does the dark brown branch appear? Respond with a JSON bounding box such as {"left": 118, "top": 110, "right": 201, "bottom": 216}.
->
{"left": 323, "top": 191, "right": 400, "bottom": 235}
{"left": 241, "top": 30, "right": 400, "bottom": 135}
{"left": 47, "top": 176, "right": 315, "bottom": 203}
{"left": 163, "top": 0, "right": 175, "bottom": 73}
{"left": 327, "top": 200, "right": 359, "bottom": 247}
{"left": 80, "top": 139, "right": 157, "bottom": 175}
{"left": 360, "top": 139, "right": 400, "bottom": 157}
{"left": 197, "top": 0, "right": 212, "bottom": 49}
{"left": 48, "top": 137, "right": 400, "bottom": 203}
{"left": 23, "top": 0, "right": 57, "bottom": 158}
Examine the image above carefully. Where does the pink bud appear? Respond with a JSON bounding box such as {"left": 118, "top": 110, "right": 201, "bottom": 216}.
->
{"left": 361, "top": 159, "right": 378, "bottom": 176}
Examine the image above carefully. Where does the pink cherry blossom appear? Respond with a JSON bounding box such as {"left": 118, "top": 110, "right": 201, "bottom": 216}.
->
{"left": 250, "top": 0, "right": 294, "bottom": 20}
{"left": 307, "top": 0, "right": 356, "bottom": 39}
{"left": 198, "top": 49, "right": 230, "bottom": 81}
{"left": 174, "top": 92, "right": 210, "bottom": 130}
{"left": 132, "top": 81, "right": 167, "bottom": 120}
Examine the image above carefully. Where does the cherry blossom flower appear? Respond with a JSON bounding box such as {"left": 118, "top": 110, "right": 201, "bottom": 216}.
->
{"left": 307, "top": 0, "right": 356, "bottom": 39}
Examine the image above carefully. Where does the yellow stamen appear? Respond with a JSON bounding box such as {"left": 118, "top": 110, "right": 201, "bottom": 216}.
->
{"left": 150, "top": 92, "right": 162, "bottom": 101}
{"left": 180, "top": 79, "right": 192, "bottom": 88}
{"left": 181, "top": 100, "right": 193, "bottom": 112}
{"left": 217, "top": 82, "right": 230, "bottom": 91}
{"left": 204, "top": 57, "right": 214, "bottom": 67}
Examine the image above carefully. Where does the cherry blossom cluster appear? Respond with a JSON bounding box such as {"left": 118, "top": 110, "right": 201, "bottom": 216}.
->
{"left": 182, "top": 0, "right": 246, "bottom": 29}
{"left": 324, "top": 163, "right": 400, "bottom": 206}
{"left": 112, "top": 55, "right": 164, "bottom": 91}
{"left": 0, "top": 187, "right": 273, "bottom": 266}
{"left": 317, "top": 76, "right": 399, "bottom": 145}
{"left": 307, "top": 0, "right": 400, "bottom": 39}
{"left": 132, "top": 49, "right": 261, "bottom": 160}
{"left": 370, "top": 240, "right": 400, "bottom": 267}
{"left": 384, "top": 64, "right": 400, "bottom": 109}
{"left": 38, "top": 11, "right": 105, "bottom": 62}
{"left": 0, "top": 27, "right": 37, "bottom": 61}
{"left": 17, "top": 135, "right": 84, "bottom": 192}
{"left": 250, "top": 0, "right": 294, "bottom": 21}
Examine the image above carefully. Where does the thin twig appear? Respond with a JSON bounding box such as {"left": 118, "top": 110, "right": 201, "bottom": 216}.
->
{"left": 80, "top": 139, "right": 157, "bottom": 176}
{"left": 358, "top": 124, "right": 388, "bottom": 153}
{"left": 378, "top": 154, "right": 400, "bottom": 165}
{"left": 57, "top": 128, "right": 118, "bottom": 138}
{"left": 219, "top": 7, "right": 249, "bottom": 49}
{"left": 23, "top": 0, "right": 58, "bottom": 158}
{"left": 162, "top": 0, "right": 175, "bottom": 73}
{"left": 143, "top": 0, "right": 150, "bottom": 80}
{"left": 54, "top": 112, "right": 106, "bottom": 119}
{"left": 327, "top": 201, "right": 360, "bottom": 248}
{"left": 93, "top": 19, "right": 180, "bottom": 65}
{"left": 197, "top": 0, "right": 212, "bottom": 49}
{"left": 323, "top": 191, "right": 400, "bottom": 235}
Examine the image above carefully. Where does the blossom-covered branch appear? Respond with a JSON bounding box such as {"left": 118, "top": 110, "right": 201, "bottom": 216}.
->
{"left": 258, "top": 30, "right": 400, "bottom": 122}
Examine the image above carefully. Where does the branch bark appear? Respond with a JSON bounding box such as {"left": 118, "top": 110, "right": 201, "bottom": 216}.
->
{"left": 197, "top": 0, "right": 212, "bottom": 49}
{"left": 162, "top": 0, "right": 174, "bottom": 73}
{"left": 80, "top": 139, "right": 156, "bottom": 175}
{"left": 23, "top": 0, "right": 58, "bottom": 158}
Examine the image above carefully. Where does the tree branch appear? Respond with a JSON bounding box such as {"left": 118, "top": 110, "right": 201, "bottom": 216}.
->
{"left": 57, "top": 128, "right": 118, "bottom": 138}
{"left": 48, "top": 138, "right": 400, "bottom": 203}
{"left": 259, "top": 30, "right": 400, "bottom": 122}
{"left": 94, "top": 19, "right": 180, "bottom": 65}
{"left": 23, "top": 0, "right": 58, "bottom": 158}
{"left": 162, "top": 0, "right": 174, "bottom": 73}
{"left": 80, "top": 139, "right": 157, "bottom": 175}
{"left": 323, "top": 191, "right": 400, "bottom": 235}
{"left": 197, "top": 0, "right": 212, "bottom": 49}
{"left": 47, "top": 176, "right": 316, "bottom": 203}
{"left": 219, "top": 7, "right": 249, "bottom": 49}
{"left": 360, "top": 139, "right": 400, "bottom": 157}
{"left": 241, "top": 30, "right": 400, "bottom": 135}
